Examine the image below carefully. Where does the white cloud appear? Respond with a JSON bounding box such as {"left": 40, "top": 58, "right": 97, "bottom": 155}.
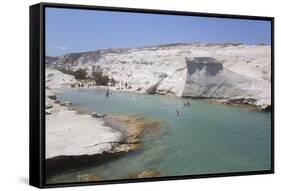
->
{"left": 59, "top": 46, "right": 67, "bottom": 50}
{"left": 54, "top": 45, "right": 68, "bottom": 51}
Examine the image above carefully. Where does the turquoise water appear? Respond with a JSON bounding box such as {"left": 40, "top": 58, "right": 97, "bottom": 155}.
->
{"left": 51, "top": 88, "right": 271, "bottom": 182}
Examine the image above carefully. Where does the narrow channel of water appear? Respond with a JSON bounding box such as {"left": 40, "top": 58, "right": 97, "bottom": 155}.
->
{"left": 48, "top": 88, "right": 271, "bottom": 183}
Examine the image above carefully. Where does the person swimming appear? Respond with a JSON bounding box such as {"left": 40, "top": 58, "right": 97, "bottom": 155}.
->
{"left": 176, "top": 110, "right": 180, "bottom": 116}
{"left": 105, "top": 90, "right": 110, "bottom": 97}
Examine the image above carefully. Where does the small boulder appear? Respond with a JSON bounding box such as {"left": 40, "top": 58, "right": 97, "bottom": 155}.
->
{"left": 45, "top": 111, "right": 52, "bottom": 115}
{"left": 60, "top": 101, "right": 72, "bottom": 106}
{"left": 45, "top": 104, "right": 53, "bottom": 109}
{"left": 136, "top": 87, "right": 143, "bottom": 91}
{"left": 261, "top": 105, "right": 271, "bottom": 112}
{"left": 54, "top": 100, "right": 60, "bottom": 104}
{"left": 91, "top": 112, "right": 106, "bottom": 118}
{"left": 48, "top": 94, "right": 57, "bottom": 100}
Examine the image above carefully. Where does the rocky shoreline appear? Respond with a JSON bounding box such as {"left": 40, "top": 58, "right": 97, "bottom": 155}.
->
{"left": 46, "top": 90, "right": 154, "bottom": 158}
{"left": 45, "top": 85, "right": 165, "bottom": 181}
{"left": 63, "top": 84, "right": 271, "bottom": 111}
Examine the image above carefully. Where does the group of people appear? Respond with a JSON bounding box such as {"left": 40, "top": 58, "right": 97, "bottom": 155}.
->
{"left": 176, "top": 101, "right": 191, "bottom": 116}
{"left": 77, "top": 83, "right": 85, "bottom": 88}
{"left": 184, "top": 101, "right": 191, "bottom": 107}
{"left": 104, "top": 88, "right": 190, "bottom": 116}
{"left": 73, "top": 82, "right": 95, "bottom": 88}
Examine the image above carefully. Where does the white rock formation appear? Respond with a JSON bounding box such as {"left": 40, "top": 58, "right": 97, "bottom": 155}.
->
{"left": 45, "top": 69, "right": 122, "bottom": 159}
{"left": 46, "top": 68, "right": 77, "bottom": 89}
{"left": 47, "top": 43, "right": 271, "bottom": 109}
{"left": 182, "top": 57, "right": 271, "bottom": 109}
{"left": 45, "top": 96, "right": 122, "bottom": 159}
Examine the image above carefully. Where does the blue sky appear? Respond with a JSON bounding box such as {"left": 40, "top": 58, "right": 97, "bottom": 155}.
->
{"left": 46, "top": 8, "right": 271, "bottom": 56}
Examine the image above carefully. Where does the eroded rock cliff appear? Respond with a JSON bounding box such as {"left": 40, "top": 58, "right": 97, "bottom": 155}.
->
{"left": 46, "top": 43, "right": 271, "bottom": 109}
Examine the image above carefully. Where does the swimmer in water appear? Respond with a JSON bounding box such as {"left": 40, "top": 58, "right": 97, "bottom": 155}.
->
{"left": 105, "top": 90, "right": 109, "bottom": 97}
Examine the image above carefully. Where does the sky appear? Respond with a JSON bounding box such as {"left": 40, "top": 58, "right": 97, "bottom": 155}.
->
{"left": 45, "top": 7, "right": 271, "bottom": 56}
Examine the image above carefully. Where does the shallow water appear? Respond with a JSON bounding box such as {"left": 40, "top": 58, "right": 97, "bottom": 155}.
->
{"left": 49, "top": 88, "right": 271, "bottom": 183}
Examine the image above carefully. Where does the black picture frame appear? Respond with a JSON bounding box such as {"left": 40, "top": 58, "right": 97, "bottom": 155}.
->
{"left": 30, "top": 2, "right": 275, "bottom": 189}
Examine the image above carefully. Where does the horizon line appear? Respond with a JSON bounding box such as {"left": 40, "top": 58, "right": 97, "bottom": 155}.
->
{"left": 46, "top": 41, "right": 270, "bottom": 57}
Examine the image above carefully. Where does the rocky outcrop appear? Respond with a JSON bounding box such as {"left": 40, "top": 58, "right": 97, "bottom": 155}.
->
{"left": 46, "top": 68, "right": 77, "bottom": 89}
{"left": 59, "top": 101, "right": 72, "bottom": 107}
{"left": 129, "top": 169, "right": 161, "bottom": 178}
{"left": 145, "top": 75, "right": 167, "bottom": 94}
{"left": 91, "top": 112, "right": 106, "bottom": 118}
{"left": 45, "top": 95, "right": 123, "bottom": 159}
{"left": 47, "top": 91, "right": 57, "bottom": 100}
{"left": 182, "top": 57, "right": 271, "bottom": 109}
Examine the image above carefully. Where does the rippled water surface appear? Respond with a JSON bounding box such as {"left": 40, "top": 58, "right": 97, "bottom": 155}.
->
{"left": 48, "top": 88, "right": 271, "bottom": 183}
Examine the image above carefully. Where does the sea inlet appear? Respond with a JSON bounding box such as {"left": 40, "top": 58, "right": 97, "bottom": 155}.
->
{"left": 47, "top": 88, "right": 271, "bottom": 183}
